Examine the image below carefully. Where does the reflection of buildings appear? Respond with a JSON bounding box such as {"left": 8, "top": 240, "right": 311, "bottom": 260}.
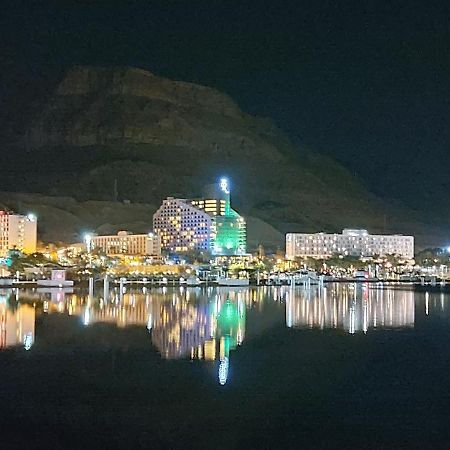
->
{"left": 151, "top": 290, "right": 247, "bottom": 379}
{"left": 286, "top": 284, "right": 415, "bottom": 334}
{"left": 41, "top": 288, "right": 249, "bottom": 378}
{"left": 151, "top": 299, "right": 211, "bottom": 359}
{"left": 51, "top": 287, "right": 249, "bottom": 385}
{"left": 189, "top": 294, "right": 246, "bottom": 385}
{"left": 0, "top": 295, "right": 35, "bottom": 349}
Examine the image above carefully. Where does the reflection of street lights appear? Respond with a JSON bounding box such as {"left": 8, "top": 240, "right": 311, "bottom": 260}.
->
{"left": 84, "top": 233, "right": 93, "bottom": 273}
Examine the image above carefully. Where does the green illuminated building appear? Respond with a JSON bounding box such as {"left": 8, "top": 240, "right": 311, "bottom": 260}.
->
{"left": 190, "top": 178, "right": 246, "bottom": 256}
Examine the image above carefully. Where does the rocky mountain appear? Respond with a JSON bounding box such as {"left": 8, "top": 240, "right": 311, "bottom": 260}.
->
{"left": 1, "top": 66, "right": 442, "bottom": 248}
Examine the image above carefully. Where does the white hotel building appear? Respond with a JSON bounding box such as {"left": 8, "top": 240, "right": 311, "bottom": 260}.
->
{"left": 286, "top": 229, "right": 414, "bottom": 260}
{"left": 90, "top": 231, "right": 161, "bottom": 256}
{"left": 0, "top": 211, "right": 37, "bottom": 257}
{"left": 153, "top": 198, "right": 213, "bottom": 253}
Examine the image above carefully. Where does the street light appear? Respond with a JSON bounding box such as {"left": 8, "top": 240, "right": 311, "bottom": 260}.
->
{"left": 84, "top": 233, "right": 92, "bottom": 253}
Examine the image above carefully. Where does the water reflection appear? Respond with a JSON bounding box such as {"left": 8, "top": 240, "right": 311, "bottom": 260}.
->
{"left": 0, "top": 284, "right": 448, "bottom": 386}
{"left": 0, "top": 290, "right": 35, "bottom": 350}
{"left": 41, "top": 286, "right": 253, "bottom": 385}
{"left": 286, "top": 284, "right": 415, "bottom": 333}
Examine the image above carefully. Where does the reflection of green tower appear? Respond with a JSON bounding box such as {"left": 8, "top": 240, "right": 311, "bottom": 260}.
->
{"left": 216, "top": 298, "right": 246, "bottom": 354}
{"left": 215, "top": 298, "right": 246, "bottom": 385}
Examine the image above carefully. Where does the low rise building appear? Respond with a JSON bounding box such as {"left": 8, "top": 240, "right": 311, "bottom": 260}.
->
{"left": 0, "top": 211, "right": 37, "bottom": 257}
{"left": 90, "top": 231, "right": 161, "bottom": 256}
{"left": 286, "top": 229, "right": 414, "bottom": 260}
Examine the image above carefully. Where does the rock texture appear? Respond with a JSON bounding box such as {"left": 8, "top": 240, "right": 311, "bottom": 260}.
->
{"left": 11, "top": 65, "right": 433, "bottom": 245}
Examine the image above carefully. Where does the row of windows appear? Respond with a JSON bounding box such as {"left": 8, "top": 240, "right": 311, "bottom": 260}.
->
{"left": 292, "top": 236, "right": 412, "bottom": 243}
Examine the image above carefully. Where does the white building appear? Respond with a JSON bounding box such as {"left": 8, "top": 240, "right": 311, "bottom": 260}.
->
{"left": 153, "top": 198, "right": 213, "bottom": 253}
{"left": 286, "top": 229, "right": 414, "bottom": 260}
{"left": 0, "top": 211, "right": 37, "bottom": 257}
{"left": 90, "top": 231, "right": 161, "bottom": 256}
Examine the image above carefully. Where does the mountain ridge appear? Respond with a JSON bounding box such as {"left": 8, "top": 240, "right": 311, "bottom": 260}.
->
{"left": 1, "top": 65, "right": 443, "bottom": 248}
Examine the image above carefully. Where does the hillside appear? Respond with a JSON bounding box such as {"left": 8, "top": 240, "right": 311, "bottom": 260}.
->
{"left": 0, "top": 66, "right": 443, "bottom": 248}
{"left": 0, "top": 192, "right": 284, "bottom": 250}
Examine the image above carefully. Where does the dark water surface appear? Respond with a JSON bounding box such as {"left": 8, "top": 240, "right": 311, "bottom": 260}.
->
{"left": 0, "top": 284, "right": 449, "bottom": 449}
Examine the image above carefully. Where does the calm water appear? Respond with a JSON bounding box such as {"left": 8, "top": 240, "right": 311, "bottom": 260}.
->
{"left": 0, "top": 283, "right": 449, "bottom": 449}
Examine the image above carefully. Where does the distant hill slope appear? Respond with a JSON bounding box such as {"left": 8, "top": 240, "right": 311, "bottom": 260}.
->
{"left": 0, "top": 66, "right": 443, "bottom": 248}
{"left": 0, "top": 192, "right": 284, "bottom": 250}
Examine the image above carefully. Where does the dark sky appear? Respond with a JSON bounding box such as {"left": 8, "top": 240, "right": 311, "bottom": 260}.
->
{"left": 1, "top": 0, "right": 450, "bottom": 208}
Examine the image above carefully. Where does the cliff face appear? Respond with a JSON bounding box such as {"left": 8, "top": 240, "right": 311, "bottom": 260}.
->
{"left": 30, "top": 66, "right": 244, "bottom": 147}
{"left": 22, "top": 65, "right": 420, "bottom": 239}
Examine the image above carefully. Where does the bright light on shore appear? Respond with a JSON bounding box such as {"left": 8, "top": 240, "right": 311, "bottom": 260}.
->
{"left": 84, "top": 233, "right": 92, "bottom": 252}
{"left": 220, "top": 177, "right": 230, "bottom": 194}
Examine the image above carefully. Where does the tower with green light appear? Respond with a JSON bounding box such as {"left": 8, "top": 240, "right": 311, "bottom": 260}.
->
{"left": 156, "top": 177, "right": 246, "bottom": 257}
{"left": 198, "top": 178, "right": 246, "bottom": 256}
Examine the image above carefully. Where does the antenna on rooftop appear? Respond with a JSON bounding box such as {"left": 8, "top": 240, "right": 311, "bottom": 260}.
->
{"left": 113, "top": 178, "right": 118, "bottom": 202}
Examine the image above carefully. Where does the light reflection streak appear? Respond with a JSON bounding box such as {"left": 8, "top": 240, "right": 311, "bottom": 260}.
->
{"left": 286, "top": 284, "right": 415, "bottom": 333}
{"left": 1, "top": 285, "right": 449, "bottom": 386}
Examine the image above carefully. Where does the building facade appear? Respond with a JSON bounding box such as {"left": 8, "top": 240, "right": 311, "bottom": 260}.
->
{"left": 0, "top": 211, "right": 37, "bottom": 257}
{"left": 286, "top": 229, "right": 414, "bottom": 260}
{"left": 153, "top": 178, "right": 246, "bottom": 256}
{"left": 153, "top": 198, "right": 213, "bottom": 253}
{"left": 90, "top": 231, "right": 161, "bottom": 256}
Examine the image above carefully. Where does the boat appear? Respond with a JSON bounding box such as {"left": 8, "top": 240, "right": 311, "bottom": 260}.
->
{"left": 37, "top": 279, "right": 74, "bottom": 287}
{"left": 217, "top": 277, "right": 249, "bottom": 287}
{"left": 37, "top": 269, "right": 74, "bottom": 288}
{"left": 293, "top": 271, "right": 320, "bottom": 285}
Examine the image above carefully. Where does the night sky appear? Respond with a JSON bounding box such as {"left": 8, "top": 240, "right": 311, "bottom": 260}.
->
{"left": 1, "top": 0, "right": 450, "bottom": 210}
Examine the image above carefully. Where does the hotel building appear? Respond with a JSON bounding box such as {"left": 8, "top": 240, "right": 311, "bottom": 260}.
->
{"left": 153, "top": 178, "right": 246, "bottom": 255}
{"left": 286, "top": 229, "right": 414, "bottom": 260}
{"left": 90, "top": 231, "right": 161, "bottom": 256}
{"left": 0, "top": 211, "right": 37, "bottom": 257}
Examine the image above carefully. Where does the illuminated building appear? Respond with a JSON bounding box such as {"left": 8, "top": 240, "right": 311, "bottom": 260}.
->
{"left": 286, "top": 229, "right": 414, "bottom": 260}
{"left": 90, "top": 231, "right": 161, "bottom": 256}
{"left": 213, "top": 254, "right": 254, "bottom": 268}
{"left": 0, "top": 211, "right": 37, "bottom": 257}
{"left": 153, "top": 178, "right": 246, "bottom": 255}
{"left": 153, "top": 198, "right": 213, "bottom": 253}
{"left": 192, "top": 178, "right": 246, "bottom": 256}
